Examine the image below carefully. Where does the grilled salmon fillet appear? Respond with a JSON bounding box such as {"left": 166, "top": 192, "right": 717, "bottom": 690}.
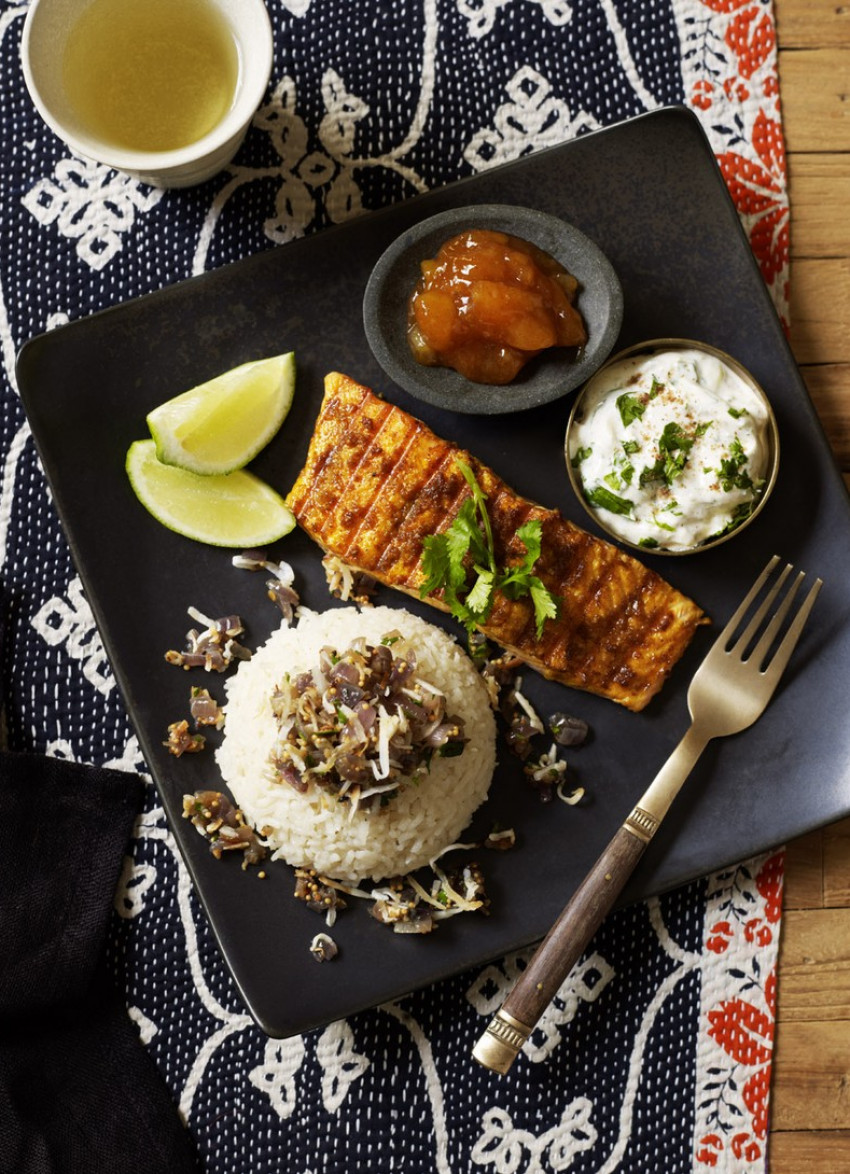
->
{"left": 287, "top": 373, "right": 707, "bottom": 711}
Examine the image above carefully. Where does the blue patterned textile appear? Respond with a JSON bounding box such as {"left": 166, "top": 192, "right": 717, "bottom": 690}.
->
{"left": 1, "top": 2, "right": 786, "bottom": 1171}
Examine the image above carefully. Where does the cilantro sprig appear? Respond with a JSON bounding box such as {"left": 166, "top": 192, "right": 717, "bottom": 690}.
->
{"left": 616, "top": 392, "right": 646, "bottom": 427}
{"left": 616, "top": 376, "right": 662, "bottom": 427}
{"left": 420, "top": 461, "right": 559, "bottom": 639}
{"left": 639, "top": 420, "right": 711, "bottom": 489}
{"left": 714, "top": 436, "right": 754, "bottom": 492}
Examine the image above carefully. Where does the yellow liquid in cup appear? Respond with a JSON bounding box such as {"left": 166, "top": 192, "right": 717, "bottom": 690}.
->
{"left": 62, "top": 0, "right": 240, "bottom": 153}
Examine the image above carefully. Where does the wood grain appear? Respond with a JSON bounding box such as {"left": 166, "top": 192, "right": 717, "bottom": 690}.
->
{"left": 771, "top": 0, "right": 850, "bottom": 1168}
{"left": 777, "top": 909, "right": 850, "bottom": 1020}
{"left": 779, "top": 51, "right": 850, "bottom": 154}
{"left": 769, "top": 1131, "right": 850, "bottom": 1169}
{"left": 789, "top": 259, "right": 850, "bottom": 364}
{"left": 787, "top": 155, "right": 850, "bottom": 258}
{"left": 772, "top": 1020, "right": 850, "bottom": 1129}
{"left": 774, "top": 0, "right": 850, "bottom": 48}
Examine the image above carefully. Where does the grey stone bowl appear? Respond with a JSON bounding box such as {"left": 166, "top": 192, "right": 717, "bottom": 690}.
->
{"left": 362, "top": 203, "right": 624, "bottom": 416}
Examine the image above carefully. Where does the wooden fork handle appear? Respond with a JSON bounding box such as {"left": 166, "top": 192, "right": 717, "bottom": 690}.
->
{"left": 472, "top": 824, "right": 648, "bottom": 1074}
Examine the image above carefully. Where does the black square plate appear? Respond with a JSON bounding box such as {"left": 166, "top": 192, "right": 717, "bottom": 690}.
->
{"left": 17, "top": 107, "right": 850, "bottom": 1038}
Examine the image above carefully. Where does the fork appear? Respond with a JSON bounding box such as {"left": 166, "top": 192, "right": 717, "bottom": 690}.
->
{"left": 472, "top": 555, "right": 822, "bottom": 1075}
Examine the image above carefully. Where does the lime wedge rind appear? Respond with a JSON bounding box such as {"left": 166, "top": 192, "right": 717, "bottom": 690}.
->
{"left": 126, "top": 439, "right": 296, "bottom": 548}
{"left": 147, "top": 351, "right": 296, "bottom": 475}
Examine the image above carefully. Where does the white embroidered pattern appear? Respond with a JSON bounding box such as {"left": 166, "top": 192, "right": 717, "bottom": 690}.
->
{"left": 31, "top": 574, "right": 116, "bottom": 695}
{"left": 463, "top": 66, "right": 599, "bottom": 172}
{"left": 458, "top": 0, "right": 573, "bottom": 40}
{"left": 316, "top": 1020, "right": 371, "bottom": 1113}
{"left": 191, "top": 74, "right": 364, "bottom": 274}
{"left": 128, "top": 1006, "right": 159, "bottom": 1046}
{"left": 0, "top": 423, "right": 30, "bottom": 569}
{"left": 192, "top": 32, "right": 439, "bottom": 274}
{"left": 114, "top": 852, "right": 158, "bottom": 920}
{"left": 471, "top": 1101, "right": 598, "bottom": 1173}
{"left": 249, "top": 1036, "right": 308, "bottom": 1120}
{"left": 592, "top": 899, "right": 702, "bottom": 1174}
{"left": 22, "top": 158, "right": 164, "bottom": 271}
{"left": 381, "top": 1001, "right": 452, "bottom": 1174}
{"left": 102, "top": 732, "right": 149, "bottom": 776}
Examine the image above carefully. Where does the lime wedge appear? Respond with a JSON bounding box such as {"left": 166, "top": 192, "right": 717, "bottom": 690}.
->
{"left": 126, "top": 439, "right": 296, "bottom": 547}
{"left": 147, "top": 352, "right": 296, "bottom": 475}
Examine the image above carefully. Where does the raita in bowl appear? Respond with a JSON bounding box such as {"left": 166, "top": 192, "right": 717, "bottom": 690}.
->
{"left": 565, "top": 339, "right": 780, "bottom": 555}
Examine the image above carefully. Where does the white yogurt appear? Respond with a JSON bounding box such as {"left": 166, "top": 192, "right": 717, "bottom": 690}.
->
{"left": 568, "top": 347, "right": 772, "bottom": 552}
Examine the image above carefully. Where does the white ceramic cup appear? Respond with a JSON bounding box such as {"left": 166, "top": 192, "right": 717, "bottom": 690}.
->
{"left": 21, "top": 0, "right": 273, "bottom": 188}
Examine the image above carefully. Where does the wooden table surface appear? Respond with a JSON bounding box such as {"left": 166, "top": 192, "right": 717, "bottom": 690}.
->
{"left": 770, "top": 1, "right": 850, "bottom": 1169}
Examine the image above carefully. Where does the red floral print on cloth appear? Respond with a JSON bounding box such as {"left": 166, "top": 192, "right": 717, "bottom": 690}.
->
{"left": 725, "top": 5, "right": 776, "bottom": 79}
{"left": 696, "top": 0, "right": 776, "bottom": 76}
{"left": 694, "top": 851, "right": 783, "bottom": 1170}
{"left": 681, "top": 0, "right": 790, "bottom": 327}
{"left": 718, "top": 109, "right": 789, "bottom": 292}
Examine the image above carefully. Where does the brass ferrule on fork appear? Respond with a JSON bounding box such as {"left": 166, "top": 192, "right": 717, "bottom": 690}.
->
{"left": 625, "top": 724, "right": 710, "bottom": 840}
{"left": 472, "top": 1009, "right": 534, "bottom": 1074}
{"left": 623, "top": 806, "right": 660, "bottom": 843}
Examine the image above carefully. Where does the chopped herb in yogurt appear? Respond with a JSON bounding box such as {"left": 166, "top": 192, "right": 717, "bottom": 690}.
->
{"left": 585, "top": 484, "right": 634, "bottom": 516}
{"left": 616, "top": 392, "right": 647, "bottom": 426}
{"left": 569, "top": 348, "right": 772, "bottom": 552}
{"left": 713, "top": 436, "right": 755, "bottom": 492}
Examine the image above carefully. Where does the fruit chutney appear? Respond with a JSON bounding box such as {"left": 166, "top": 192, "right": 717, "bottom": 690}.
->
{"left": 407, "top": 228, "right": 587, "bottom": 385}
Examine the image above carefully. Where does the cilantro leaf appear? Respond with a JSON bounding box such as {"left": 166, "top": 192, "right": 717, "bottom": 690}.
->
{"left": 514, "top": 519, "right": 542, "bottom": 573}
{"left": 499, "top": 521, "right": 542, "bottom": 596}
{"left": 616, "top": 392, "right": 646, "bottom": 427}
{"left": 714, "top": 436, "right": 754, "bottom": 492}
{"left": 418, "top": 463, "right": 559, "bottom": 638}
{"left": 639, "top": 420, "right": 704, "bottom": 488}
{"left": 466, "top": 567, "right": 495, "bottom": 618}
{"left": 420, "top": 533, "right": 453, "bottom": 597}
{"left": 457, "top": 460, "right": 494, "bottom": 559}
{"left": 447, "top": 498, "right": 490, "bottom": 571}
{"left": 527, "top": 576, "right": 559, "bottom": 638}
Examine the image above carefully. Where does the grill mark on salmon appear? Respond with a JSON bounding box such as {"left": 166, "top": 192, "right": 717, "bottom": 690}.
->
{"left": 287, "top": 373, "right": 708, "bottom": 712}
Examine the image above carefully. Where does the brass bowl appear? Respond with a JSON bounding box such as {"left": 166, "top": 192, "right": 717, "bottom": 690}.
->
{"left": 565, "top": 338, "right": 780, "bottom": 556}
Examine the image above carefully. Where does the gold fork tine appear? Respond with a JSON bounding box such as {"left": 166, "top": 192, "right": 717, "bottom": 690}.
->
{"left": 714, "top": 554, "right": 779, "bottom": 649}
{"left": 726, "top": 555, "right": 790, "bottom": 656}
{"left": 760, "top": 574, "right": 822, "bottom": 685}
{"left": 748, "top": 568, "right": 805, "bottom": 669}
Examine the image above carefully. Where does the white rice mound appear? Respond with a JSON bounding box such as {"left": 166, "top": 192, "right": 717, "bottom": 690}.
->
{"left": 216, "top": 606, "right": 497, "bottom": 883}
